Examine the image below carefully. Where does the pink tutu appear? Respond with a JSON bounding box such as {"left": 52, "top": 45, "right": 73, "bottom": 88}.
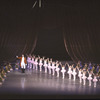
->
{"left": 93, "top": 78, "right": 98, "bottom": 82}
{"left": 39, "top": 63, "right": 43, "bottom": 66}
{"left": 52, "top": 66, "right": 56, "bottom": 69}
{"left": 44, "top": 64, "right": 47, "bottom": 67}
{"left": 35, "top": 62, "right": 38, "bottom": 65}
{"left": 48, "top": 66, "right": 51, "bottom": 69}
{"left": 32, "top": 61, "right": 34, "bottom": 64}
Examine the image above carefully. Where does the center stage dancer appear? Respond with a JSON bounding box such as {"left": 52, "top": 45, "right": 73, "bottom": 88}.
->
{"left": 16, "top": 54, "right": 27, "bottom": 73}
{"left": 44, "top": 59, "right": 48, "bottom": 73}
{"left": 66, "top": 63, "right": 73, "bottom": 79}
{"left": 87, "top": 70, "right": 93, "bottom": 86}
{"left": 61, "top": 65, "right": 66, "bottom": 79}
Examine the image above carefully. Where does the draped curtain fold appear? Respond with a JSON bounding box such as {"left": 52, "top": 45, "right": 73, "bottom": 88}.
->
{"left": 63, "top": 0, "right": 100, "bottom": 63}
{"left": 0, "top": 0, "right": 38, "bottom": 64}
{"left": 1, "top": 0, "right": 100, "bottom": 64}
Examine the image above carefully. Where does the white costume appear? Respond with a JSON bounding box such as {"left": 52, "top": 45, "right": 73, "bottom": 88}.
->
{"left": 93, "top": 76, "right": 98, "bottom": 87}
{"left": 34, "top": 59, "right": 38, "bottom": 70}
{"left": 87, "top": 73, "right": 93, "bottom": 86}
{"left": 82, "top": 72, "right": 87, "bottom": 85}
{"left": 72, "top": 68, "right": 77, "bottom": 81}
{"left": 61, "top": 67, "right": 66, "bottom": 79}
{"left": 78, "top": 70, "right": 82, "bottom": 83}
{"left": 67, "top": 66, "right": 72, "bottom": 79}
{"left": 55, "top": 64, "right": 60, "bottom": 77}
{"left": 52, "top": 62, "right": 56, "bottom": 76}
{"left": 48, "top": 62, "right": 51, "bottom": 74}
{"left": 44, "top": 60, "right": 48, "bottom": 73}
{"left": 21, "top": 57, "right": 26, "bottom": 69}
{"left": 39, "top": 59, "right": 43, "bottom": 72}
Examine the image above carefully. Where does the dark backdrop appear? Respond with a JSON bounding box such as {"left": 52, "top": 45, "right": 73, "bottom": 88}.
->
{"left": 0, "top": 0, "right": 100, "bottom": 64}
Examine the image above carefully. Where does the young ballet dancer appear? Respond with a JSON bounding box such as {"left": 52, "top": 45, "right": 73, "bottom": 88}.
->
{"left": 87, "top": 70, "right": 93, "bottom": 86}
{"left": 82, "top": 70, "right": 87, "bottom": 85}
{"left": 72, "top": 66, "right": 77, "bottom": 81}
{"left": 55, "top": 63, "right": 60, "bottom": 77}
{"left": 93, "top": 73, "right": 98, "bottom": 87}
{"left": 66, "top": 62, "right": 73, "bottom": 79}
{"left": 51, "top": 62, "right": 56, "bottom": 76}
{"left": 39, "top": 58, "right": 43, "bottom": 72}
{"left": 34, "top": 57, "right": 38, "bottom": 70}
{"left": 76, "top": 65, "right": 83, "bottom": 83}
{"left": 44, "top": 59, "right": 48, "bottom": 73}
{"left": 61, "top": 64, "right": 66, "bottom": 79}
{"left": 48, "top": 61, "right": 52, "bottom": 74}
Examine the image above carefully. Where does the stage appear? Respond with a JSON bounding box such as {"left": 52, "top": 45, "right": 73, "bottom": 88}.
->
{"left": 0, "top": 64, "right": 100, "bottom": 99}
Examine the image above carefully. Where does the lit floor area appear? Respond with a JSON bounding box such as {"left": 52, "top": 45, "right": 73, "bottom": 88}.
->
{"left": 0, "top": 65, "right": 100, "bottom": 99}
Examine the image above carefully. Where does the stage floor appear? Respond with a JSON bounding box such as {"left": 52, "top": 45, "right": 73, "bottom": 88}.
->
{"left": 0, "top": 67, "right": 100, "bottom": 99}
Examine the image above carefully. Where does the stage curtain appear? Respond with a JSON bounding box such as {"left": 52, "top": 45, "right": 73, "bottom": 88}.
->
{"left": 63, "top": 0, "right": 100, "bottom": 63}
{"left": 0, "top": 0, "right": 38, "bottom": 64}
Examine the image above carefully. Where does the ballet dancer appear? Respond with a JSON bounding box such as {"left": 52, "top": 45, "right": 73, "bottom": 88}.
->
{"left": 39, "top": 58, "right": 43, "bottom": 72}
{"left": 66, "top": 63, "right": 73, "bottom": 79}
{"left": 93, "top": 74, "right": 98, "bottom": 87}
{"left": 34, "top": 58, "right": 38, "bottom": 70}
{"left": 55, "top": 63, "right": 60, "bottom": 77}
{"left": 44, "top": 59, "right": 48, "bottom": 73}
{"left": 76, "top": 65, "right": 83, "bottom": 83}
{"left": 61, "top": 65, "right": 66, "bottom": 79}
{"left": 82, "top": 71, "right": 87, "bottom": 85}
{"left": 87, "top": 70, "right": 93, "bottom": 86}
{"left": 72, "top": 66, "right": 77, "bottom": 81}
{"left": 48, "top": 61, "right": 52, "bottom": 74}
{"left": 52, "top": 62, "right": 56, "bottom": 76}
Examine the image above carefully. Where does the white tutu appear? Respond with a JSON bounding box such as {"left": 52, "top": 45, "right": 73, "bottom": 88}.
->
{"left": 56, "top": 68, "right": 60, "bottom": 71}
{"left": 78, "top": 74, "right": 82, "bottom": 77}
{"left": 72, "top": 72, "right": 77, "bottom": 75}
{"left": 82, "top": 76, "right": 87, "bottom": 79}
{"left": 34, "top": 62, "right": 38, "bottom": 65}
{"left": 67, "top": 71, "right": 72, "bottom": 74}
{"left": 87, "top": 77, "right": 92, "bottom": 80}
{"left": 61, "top": 70, "right": 66, "bottom": 73}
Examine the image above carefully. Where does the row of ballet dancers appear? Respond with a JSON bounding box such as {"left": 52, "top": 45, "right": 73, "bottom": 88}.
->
{"left": 26, "top": 54, "right": 100, "bottom": 88}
